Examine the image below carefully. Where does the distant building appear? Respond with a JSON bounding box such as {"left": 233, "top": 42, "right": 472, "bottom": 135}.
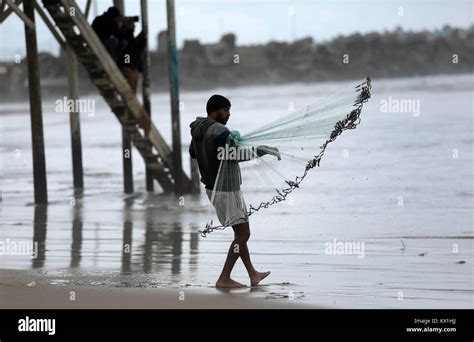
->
{"left": 157, "top": 30, "right": 168, "bottom": 52}
{"left": 0, "top": 65, "right": 7, "bottom": 80}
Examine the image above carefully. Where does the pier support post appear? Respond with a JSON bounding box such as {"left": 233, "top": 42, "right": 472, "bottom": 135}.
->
{"left": 24, "top": 0, "right": 47, "bottom": 204}
{"left": 166, "top": 0, "right": 185, "bottom": 194}
{"left": 141, "top": 0, "right": 154, "bottom": 192}
{"left": 65, "top": 46, "right": 84, "bottom": 189}
{"left": 114, "top": 0, "right": 134, "bottom": 194}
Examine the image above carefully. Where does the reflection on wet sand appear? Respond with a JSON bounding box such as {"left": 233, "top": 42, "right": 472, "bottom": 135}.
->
{"left": 15, "top": 193, "right": 474, "bottom": 308}
{"left": 121, "top": 210, "right": 133, "bottom": 274}
{"left": 189, "top": 230, "right": 199, "bottom": 271}
{"left": 32, "top": 205, "right": 47, "bottom": 268}
{"left": 142, "top": 205, "right": 184, "bottom": 275}
{"left": 29, "top": 194, "right": 199, "bottom": 278}
{"left": 121, "top": 197, "right": 134, "bottom": 274}
{"left": 71, "top": 204, "right": 83, "bottom": 268}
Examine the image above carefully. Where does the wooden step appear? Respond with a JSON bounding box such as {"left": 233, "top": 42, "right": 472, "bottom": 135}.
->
{"left": 96, "top": 84, "right": 116, "bottom": 93}
{"left": 78, "top": 50, "right": 93, "bottom": 59}
{"left": 71, "top": 44, "right": 90, "bottom": 55}
{"left": 68, "top": 36, "right": 84, "bottom": 46}
{"left": 121, "top": 115, "right": 138, "bottom": 125}
{"left": 55, "top": 15, "right": 72, "bottom": 24}
{"left": 92, "top": 78, "right": 113, "bottom": 88}
{"left": 132, "top": 137, "right": 152, "bottom": 149}
{"left": 100, "top": 89, "right": 117, "bottom": 99}
{"left": 90, "top": 70, "right": 107, "bottom": 79}
{"left": 107, "top": 96, "right": 125, "bottom": 107}
{"left": 123, "top": 123, "right": 139, "bottom": 133}
{"left": 147, "top": 162, "right": 164, "bottom": 171}
{"left": 143, "top": 152, "right": 160, "bottom": 160}
{"left": 110, "top": 104, "right": 127, "bottom": 116}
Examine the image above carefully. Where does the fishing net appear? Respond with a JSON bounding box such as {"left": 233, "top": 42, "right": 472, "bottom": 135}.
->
{"left": 200, "top": 77, "right": 372, "bottom": 237}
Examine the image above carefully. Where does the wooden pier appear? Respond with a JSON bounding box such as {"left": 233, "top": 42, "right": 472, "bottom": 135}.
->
{"left": 1, "top": 0, "right": 198, "bottom": 203}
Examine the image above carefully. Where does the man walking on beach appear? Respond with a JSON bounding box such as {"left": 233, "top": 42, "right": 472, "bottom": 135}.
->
{"left": 189, "top": 95, "right": 272, "bottom": 288}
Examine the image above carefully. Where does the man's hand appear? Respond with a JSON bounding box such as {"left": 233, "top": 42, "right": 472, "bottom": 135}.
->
{"left": 258, "top": 145, "right": 281, "bottom": 160}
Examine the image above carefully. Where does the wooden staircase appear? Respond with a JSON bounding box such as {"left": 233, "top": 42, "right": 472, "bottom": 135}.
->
{"left": 42, "top": 0, "right": 190, "bottom": 193}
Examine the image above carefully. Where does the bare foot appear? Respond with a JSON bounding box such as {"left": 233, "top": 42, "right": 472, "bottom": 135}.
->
{"left": 215, "top": 278, "right": 247, "bottom": 288}
{"left": 250, "top": 271, "right": 271, "bottom": 286}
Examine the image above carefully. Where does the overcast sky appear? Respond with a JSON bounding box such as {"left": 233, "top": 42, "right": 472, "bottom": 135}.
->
{"left": 0, "top": 0, "right": 472, "bottom": 61}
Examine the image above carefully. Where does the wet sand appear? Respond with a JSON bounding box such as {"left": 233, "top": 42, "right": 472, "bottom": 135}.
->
{"left": 0, "top": 195, "right": 472, "bottom": 308}
{"left": 0, "top": 269, "right": 312, "bottom": 309}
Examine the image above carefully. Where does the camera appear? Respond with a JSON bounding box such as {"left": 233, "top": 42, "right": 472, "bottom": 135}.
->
{"left": 124, "top": 16, "right": 139, "bottom": 22}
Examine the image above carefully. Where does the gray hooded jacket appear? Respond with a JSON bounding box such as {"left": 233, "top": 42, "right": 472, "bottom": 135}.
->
{"left": 189, "top": 116, "right": 230, "bottom": 190}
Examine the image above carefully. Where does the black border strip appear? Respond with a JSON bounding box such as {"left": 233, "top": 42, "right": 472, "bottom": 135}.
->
{"left": 1, "top": 308, "right": 472, "bottom": 337}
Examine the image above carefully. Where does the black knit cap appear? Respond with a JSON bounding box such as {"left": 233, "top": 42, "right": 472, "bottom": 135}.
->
{"left": 106, "top": 6, "right": 122, "bottom": 18}
{"left": 206, "top": 95, "right": 231, "bottom": 114}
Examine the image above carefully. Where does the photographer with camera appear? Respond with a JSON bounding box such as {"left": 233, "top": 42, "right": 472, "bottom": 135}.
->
{"left": 92, "top": 6, "right": 128, "bottom": 63}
